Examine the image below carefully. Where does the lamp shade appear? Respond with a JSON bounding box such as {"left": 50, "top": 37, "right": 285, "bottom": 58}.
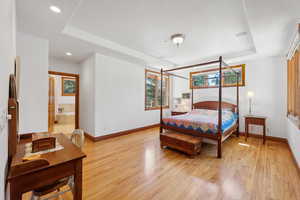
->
{"left": 247, "top": 91, "right": 254, "bottom": 98}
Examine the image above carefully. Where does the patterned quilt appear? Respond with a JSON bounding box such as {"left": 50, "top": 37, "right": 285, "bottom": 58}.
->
{"left": 163, "top": 109, "right": 237, "bottom": 134}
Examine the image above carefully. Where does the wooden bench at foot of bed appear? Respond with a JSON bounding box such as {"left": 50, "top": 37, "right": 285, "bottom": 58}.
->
{"left": 160, "top": 131, "right": 202, "bottom": 158}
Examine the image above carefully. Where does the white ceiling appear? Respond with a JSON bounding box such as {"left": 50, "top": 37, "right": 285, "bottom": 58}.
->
{"left": 16, "top": 0, "right": 300, "bottom": 68}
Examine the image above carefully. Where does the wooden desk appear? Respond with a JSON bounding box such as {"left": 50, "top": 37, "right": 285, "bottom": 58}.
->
{"left": 7, "top": 133, "right": 86, "bottom": 200}
{"left": 244, "top": 115, "right": 267, "bottom": 144}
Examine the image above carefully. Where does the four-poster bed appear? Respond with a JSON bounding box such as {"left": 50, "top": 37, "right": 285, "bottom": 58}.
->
{"left": 159, "top": 56, "right": 240, "bottom": 158}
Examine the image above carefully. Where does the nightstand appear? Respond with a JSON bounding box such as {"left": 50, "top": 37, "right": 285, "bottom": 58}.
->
{"left": 244, "top": 115, "right": 267, "bottom": 144}
{"left": 171, "top": 111, "right": 188, "bottom": 116}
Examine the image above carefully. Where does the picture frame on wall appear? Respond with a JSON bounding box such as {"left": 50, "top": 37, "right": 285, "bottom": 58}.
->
{"left": 62, "top": 77, "right": 76, "bottom": 96}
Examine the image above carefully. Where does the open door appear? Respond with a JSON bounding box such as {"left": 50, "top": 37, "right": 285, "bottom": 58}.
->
{"left": 48, "top": 76, "right": 55, "bottom": 132}
{"left": 49, "top": 71, "right": 79, "bottom": 130}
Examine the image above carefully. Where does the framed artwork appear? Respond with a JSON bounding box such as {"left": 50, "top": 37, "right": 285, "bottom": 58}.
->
{"left": 190, "top": 64, "right": 245, "bottom": 89}
{"left": 62, "top": 77, "right": 76, "bottom": 96}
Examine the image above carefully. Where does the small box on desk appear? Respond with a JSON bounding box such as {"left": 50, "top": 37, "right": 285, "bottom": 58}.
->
{"left": 32, "top": 133, "right": 56, "bottom": 153}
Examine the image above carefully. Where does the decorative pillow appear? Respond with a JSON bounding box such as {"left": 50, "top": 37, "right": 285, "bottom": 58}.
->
{"left": 189, "top": 109, "right": 235, "bottom": 119}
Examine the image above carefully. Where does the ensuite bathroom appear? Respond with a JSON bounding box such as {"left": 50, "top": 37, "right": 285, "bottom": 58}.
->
{"left": 48, "top": 74, "right": 76, "bottom": 134}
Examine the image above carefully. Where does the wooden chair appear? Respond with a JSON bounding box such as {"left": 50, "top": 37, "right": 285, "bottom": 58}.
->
{"left": 70, "top": 129, "right": 85, "bottom": 150}
{"left": 31, "top": 130, "right": 85, "bottom": 200}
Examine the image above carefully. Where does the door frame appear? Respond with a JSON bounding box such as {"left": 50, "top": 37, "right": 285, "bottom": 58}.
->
{"left": 48, "top": 76, "right": 55, "bottom": 132}
{"left": 48, "top": 71, "right": 80, "bottom": 129}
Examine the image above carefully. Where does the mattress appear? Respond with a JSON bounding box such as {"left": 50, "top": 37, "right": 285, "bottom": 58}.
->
{"left": 162, "top": 109, "right": 237, "bottom": 134}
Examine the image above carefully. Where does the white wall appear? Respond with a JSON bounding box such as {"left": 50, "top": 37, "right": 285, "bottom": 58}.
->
{"left": 80, "top": 53, "right": 170, "bottom": 137}
{"left": 286, "top": 119, "right": 300, "bottom": 167}
{"left": 0, "top": 0, "right": 15, "bottom": 198}
{"left": 17, "top": 32, "right": 49, "bottom": 134}
{"left": 49, "top": 57, "right": 80, "bottom": 74}
{"left": 93, "top": 53, "right": 170, "bottom": 136}
{"left": 173, "top": 76, "right": 190, "bottom": 99}
{"left": 79, "top": 55, "right": 95, "bottom": 135}
{"left": 173, "top": 56, "right": 286, "bottom": 138}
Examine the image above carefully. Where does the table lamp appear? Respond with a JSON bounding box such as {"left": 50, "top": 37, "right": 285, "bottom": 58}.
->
{"left": 247, "top": 91, "right": 254, "bottom": 115}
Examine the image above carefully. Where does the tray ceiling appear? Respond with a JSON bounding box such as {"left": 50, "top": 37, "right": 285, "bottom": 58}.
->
{"left": 16, "top": 0, "right": 300, "bottom": 67}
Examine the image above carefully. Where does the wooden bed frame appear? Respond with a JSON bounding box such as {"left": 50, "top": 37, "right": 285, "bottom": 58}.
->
{"left": 161, "top": 101, "right": 239, "bottom": 158}
{"left": 159, "top": 57, "right": 240, "bottom": 158}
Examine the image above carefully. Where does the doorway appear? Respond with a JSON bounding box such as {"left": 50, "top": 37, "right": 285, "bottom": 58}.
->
{"left": 48, "top": 71, "right": 79, "bottom": 134}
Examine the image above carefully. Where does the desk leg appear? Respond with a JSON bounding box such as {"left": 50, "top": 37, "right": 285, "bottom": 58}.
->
{"left": 245, "top": 122, "right": 249, "bottom": 142}
{"left": 10, "top": 182, "right": 22, "bottom": 200}
{"left": 74, "top": 159, "right": 83, "bottom": 200}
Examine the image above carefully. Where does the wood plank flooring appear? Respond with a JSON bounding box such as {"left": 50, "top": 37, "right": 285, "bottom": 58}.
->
{"left": 23, "top": 128, "right": 300, "bottom": 200}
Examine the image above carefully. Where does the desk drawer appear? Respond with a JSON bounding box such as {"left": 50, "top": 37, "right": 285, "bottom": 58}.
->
{"left": 12, "top": 161, "right": 76, "bottom": 193}
{"left": 246, "top": 118, "right": 265, "bottom": 125}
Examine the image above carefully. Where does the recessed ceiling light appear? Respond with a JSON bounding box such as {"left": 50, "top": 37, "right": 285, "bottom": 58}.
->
{"left": 49, "top": 5, "right": 61, "bottom": 13}
{"left": 171, "top": 34, "right": 185, "bottom": 47}
{"left": 66, "top": 52, "right": 72, "bottom": 56}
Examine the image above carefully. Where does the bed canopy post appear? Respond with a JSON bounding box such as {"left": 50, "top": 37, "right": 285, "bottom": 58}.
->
{"left": 158, "top": 57, "right": 240, "bottom": 159}
{"left": 217, "top": 56, "right": 223, "bottom": 158}
{"left": 236, "top": 72, "right": 240, "bottom": 137}
{"left": 160, "top": 68, "right": 163, "bottom": 133}
{"left": 191, "top": 87, "right": 194, "bottom": 110}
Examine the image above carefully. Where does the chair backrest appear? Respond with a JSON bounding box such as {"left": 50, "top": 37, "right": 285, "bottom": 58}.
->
{"left": 70, "top": 129, "right": 85, "bottom": 149}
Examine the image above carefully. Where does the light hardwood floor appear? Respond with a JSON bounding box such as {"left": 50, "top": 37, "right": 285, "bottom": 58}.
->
{"left": 24, "top": 128, "right": 300, "bottom": 200}
{"left": 52, "top": 123, "right": 75, "bottom": 134}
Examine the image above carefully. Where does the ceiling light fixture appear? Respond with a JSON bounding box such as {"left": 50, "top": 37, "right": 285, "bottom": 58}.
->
{"left": 171, "top": 34, "right": 185, "bottom": 47}
{"left": 66, "top": 52, "right": 72, "bottom": 56}
{"left": 49, "top": 5, "right": 61, "bottom": 13}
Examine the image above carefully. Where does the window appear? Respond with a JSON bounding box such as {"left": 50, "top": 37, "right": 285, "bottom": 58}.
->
{"left": 190, "top": 64, "right": 245, "bottom": 89}
{"left": 145, "top": 69, "right": 169, "bottom": 110}
{"left": 287, "top": 49, "right": 299, "bottom": 116}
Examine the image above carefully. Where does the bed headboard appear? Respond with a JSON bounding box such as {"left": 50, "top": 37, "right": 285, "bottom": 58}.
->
{"left": 193, "top": 101, "right": 237, "bottom": 112}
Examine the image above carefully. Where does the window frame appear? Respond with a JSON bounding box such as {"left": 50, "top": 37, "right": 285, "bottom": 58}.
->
{"left": 189, "top": 64, "right": 245, "bottom": 89}
{"left": 287, "top": 49, "right": 299, "bottom": 117}
{"left": 144, "top": 69, "right": 170, "bottom": 111}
